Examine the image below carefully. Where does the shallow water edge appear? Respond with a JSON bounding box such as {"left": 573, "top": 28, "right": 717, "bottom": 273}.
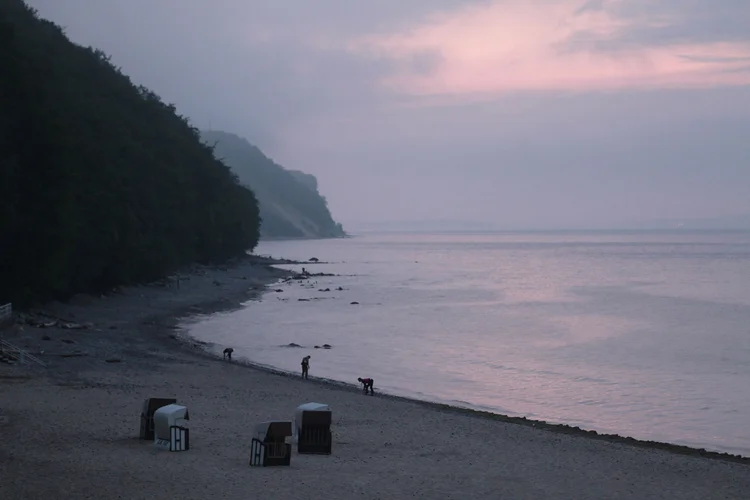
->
{"left": 176, "top": 284, "right": 750, "bottom": 465}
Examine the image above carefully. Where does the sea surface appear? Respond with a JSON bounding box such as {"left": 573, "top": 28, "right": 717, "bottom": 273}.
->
{"left": 184, "top": 230, "right": 750, "bottom": 456}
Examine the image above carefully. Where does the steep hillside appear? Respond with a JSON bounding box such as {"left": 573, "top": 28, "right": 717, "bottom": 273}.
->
{"left": 201, "top": 130, "right": 346, "bottom": 239}
{"left": 0, "top": 1, "right": 261, "bottom": 306}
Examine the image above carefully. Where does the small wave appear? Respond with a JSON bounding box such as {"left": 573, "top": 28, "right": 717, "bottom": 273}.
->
{"left": 576, "top": 399, "right": 601, "bottom": 406}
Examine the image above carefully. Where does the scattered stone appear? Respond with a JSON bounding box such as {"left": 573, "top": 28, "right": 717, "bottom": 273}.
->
{"left": 318, "top": 288, "right": 331, "bottom": 292}
{"left": 60, "top": 321, "right": 90, "bottom": 330}
{"left": 285, "top": 343, "right": 302, "bottom": 348}
{"left": 41, "top": 335, "right": 51, "bottom": 341}
{"left": 292, "top": 271, "right": 336, "bottom": 280}
{"left": 22, "top": 313, "right": 92, "bottom": 330}
{"left": 323, "top": 344, "right": 332, "bottom": 349}
{"left": 274, "top": 289, "right": 283, "bottom": 292}
{"left": 350, "top": 301, "right": 359, "bottom": 305}
{"left": 104, "top": 358, "right": 121, "bottom": 363}
{"left": 298, "top": 298, "right": 310, "bottom": 302}
{"left": 309, "top": 257, "right": 319, "bottom": 262}
{"left": 61, "top": 339, "right": 76, "bottom": 344}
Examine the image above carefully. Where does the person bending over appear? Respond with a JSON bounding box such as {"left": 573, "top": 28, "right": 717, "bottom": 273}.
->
{"left": 223, "top": 347, "right": 234, "bottom": 361}
{"left": 357, "top": 377, "right": 374, "bottom": 395}
{"left": 301, "top": 355, "right": 311, "bottom": 379}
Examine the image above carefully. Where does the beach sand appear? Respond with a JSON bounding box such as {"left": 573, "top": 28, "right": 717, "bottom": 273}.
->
{"left": 1, "top": 256, "right": 749, "bottom": 500}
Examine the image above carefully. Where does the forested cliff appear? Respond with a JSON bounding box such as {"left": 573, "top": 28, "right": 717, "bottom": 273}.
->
{"left": 201, "top": 130, "right": 346, "bottom": 239}
{"left": 0, "top": 1, "right": 263, "bottom": 306}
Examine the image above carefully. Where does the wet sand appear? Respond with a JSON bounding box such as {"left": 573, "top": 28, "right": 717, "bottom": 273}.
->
{"left": 1, "top": 255, "right": 749, "bottom": 500}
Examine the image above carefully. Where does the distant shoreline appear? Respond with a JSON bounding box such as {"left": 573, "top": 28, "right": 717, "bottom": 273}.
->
{"left": 338, "top": 227, "right": 750, "bottom": 235}
{"left": 260, "top": 233, "right": 351, "bottom": 242}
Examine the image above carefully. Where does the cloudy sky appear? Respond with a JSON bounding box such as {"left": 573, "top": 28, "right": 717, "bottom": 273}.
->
{"left": 28, "top": 0, "right": 750, "bottom": 229}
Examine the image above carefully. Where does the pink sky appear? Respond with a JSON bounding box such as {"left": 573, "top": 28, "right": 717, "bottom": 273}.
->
{"left": 24, "top": 0, "right": 750, "bottom": 228}
{"left": 350, "top": 0, "right": 750, "bottom": 96}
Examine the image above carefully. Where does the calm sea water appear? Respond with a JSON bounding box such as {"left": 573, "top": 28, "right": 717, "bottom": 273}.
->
{"left": 184, "top": 230, "right": 750, "bottom": 456}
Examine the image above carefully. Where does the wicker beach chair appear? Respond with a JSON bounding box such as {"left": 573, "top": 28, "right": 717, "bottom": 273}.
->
{"left": 294, "top": 402, "right": 332, "bottom": 455}
{"left": 139, "top": 397, "right": 177, "bottom": 440}
{"left": 153, "top": 404, "right": 190, "bottom": 452}
{"left": 249, "top": 421, "right": 293, "bottom": 467}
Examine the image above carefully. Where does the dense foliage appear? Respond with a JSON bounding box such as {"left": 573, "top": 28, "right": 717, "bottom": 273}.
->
{"left": 0, "top": 1, "right": 261, "bottom": 306}
{"left": 200, "top": 130, "right": 346, "bottom": 239}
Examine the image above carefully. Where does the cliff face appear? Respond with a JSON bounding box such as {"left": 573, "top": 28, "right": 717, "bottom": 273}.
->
{"left": 288, "top": 170, "right": 318, "bottom": 192}
{"left": 201, "top": 130, "right": 346, "bottom": 239}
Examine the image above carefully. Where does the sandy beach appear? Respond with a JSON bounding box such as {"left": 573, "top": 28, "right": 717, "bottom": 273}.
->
{"left": 1, "top": 256, "right": 749, "bottom": 500}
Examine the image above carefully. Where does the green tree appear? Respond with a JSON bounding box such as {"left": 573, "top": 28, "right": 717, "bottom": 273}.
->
{"left": 0, "top": 1, "right": 261, "bottom": 306}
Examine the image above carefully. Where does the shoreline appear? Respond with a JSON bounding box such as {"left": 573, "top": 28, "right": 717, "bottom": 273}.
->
{"left": 0, "top": 254, "right": 295, "bottom": 376}
{"left": 4, "top": 252, "right": 749, "bottom": 464}
{"left": 181, "top": 332, "right": 750, "bottom": 465}
{"left": 165, "top": 259, "right": 750, "bottom": 464}
{"left": 3, "top": 253, "right": 750, "bottom": 499}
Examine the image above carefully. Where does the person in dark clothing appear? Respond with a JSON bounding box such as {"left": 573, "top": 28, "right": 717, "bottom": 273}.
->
{"left": 223, "top": 347, "right": 233, "bottom": 361}
{"left": 357, "top": 377, "right": 374, "bottom": 395}
{"left": 301, "top": 355, "right": 311, "bottom": 379}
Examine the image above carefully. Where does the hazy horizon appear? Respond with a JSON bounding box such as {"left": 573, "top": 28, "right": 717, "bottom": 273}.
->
{"left": 344, "top": 218, "right": 750, "bottom": 234}
{"left": 345, "top": 211, "right": 750, "bottom": 232}
{"left": 27, "top": 0, "right": 750, "bottom": 230}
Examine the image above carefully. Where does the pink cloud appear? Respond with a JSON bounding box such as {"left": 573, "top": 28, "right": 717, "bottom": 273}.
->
{"left": 348, "top": 0, "right": 750, "bottom": 96}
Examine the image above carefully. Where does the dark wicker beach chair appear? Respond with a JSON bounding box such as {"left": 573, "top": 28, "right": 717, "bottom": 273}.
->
{"left": 139, "top": 397, "right": 177, "bottom": 440}
{"left": 249, "top": 421, "right": 293, "bottom": 467}
{"left": 296, "top": 407, "right": 332, "bottom": 455}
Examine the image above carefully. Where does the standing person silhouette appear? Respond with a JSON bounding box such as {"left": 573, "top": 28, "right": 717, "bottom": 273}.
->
{"left": 301, "top": 355, "right": 311, "bottom": 379}
{"left": 357, "top": 377, "right": 374, "bottom": 395}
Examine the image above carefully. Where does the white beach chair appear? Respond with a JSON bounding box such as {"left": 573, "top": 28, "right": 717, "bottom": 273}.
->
{"left": 153, "top": 404, "right": 190, "bottom": 452}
